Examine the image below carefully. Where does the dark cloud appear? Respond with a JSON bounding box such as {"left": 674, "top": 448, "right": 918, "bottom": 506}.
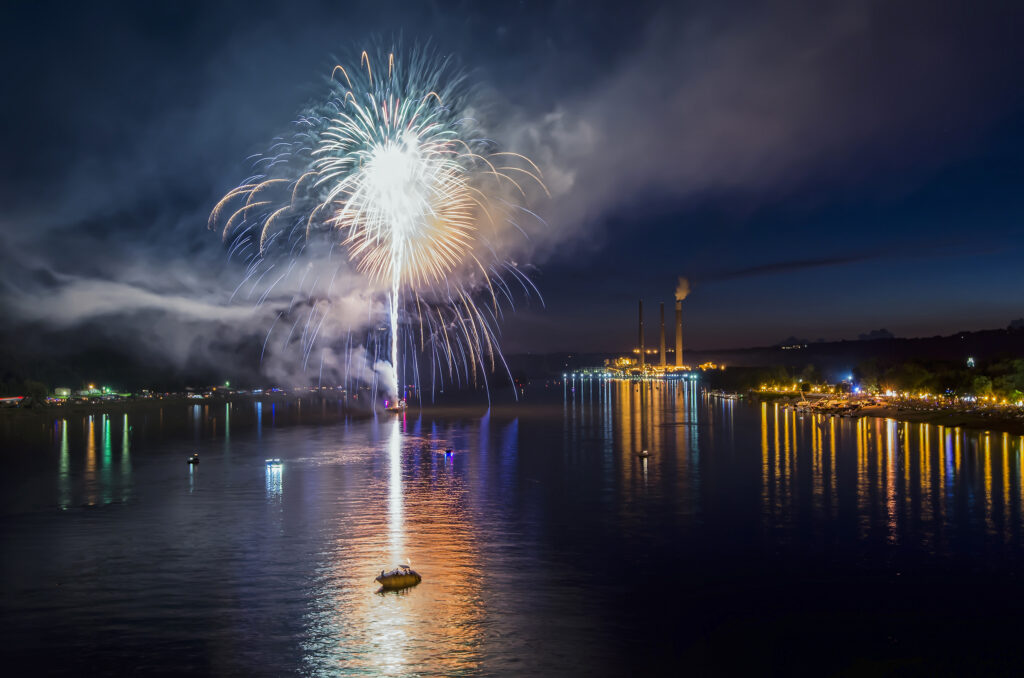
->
{"left": 701, "top": 253, "right": 880, "bottom": 282}
{"left": 508, "top": 0, "right": 1024, "bottom": 257}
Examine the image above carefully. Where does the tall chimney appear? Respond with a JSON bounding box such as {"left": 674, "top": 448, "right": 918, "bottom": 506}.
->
{"left": 638, "top": 299, "right": 645, "bottom": 370}
{"left": 675, "top": 300, "right": 683, "bottom": 367}
{"left": 659, "top": 302, "right": 666, "bottom": 366}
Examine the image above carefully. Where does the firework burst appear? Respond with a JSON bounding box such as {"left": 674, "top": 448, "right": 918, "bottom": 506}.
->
{"left": 210, "top": 47, "right": 546, "bottom": 402}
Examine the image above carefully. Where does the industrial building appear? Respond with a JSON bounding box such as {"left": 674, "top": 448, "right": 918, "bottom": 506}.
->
{"left": 600, "top": 288, "right": 700, "bottom": 379}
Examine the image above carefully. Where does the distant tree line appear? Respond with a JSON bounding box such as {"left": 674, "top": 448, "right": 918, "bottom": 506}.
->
{"left": 853, "top": 358, "right": 1024, "bottom": 400}
{"left": 708, "top": 358, "right": 1024, "bottom": 402}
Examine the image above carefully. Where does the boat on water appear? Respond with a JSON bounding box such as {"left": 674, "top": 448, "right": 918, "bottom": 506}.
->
{"left": 187, "top": 453, "right": 200, "bottom": 465}
{"left": 385, "top": 398, "right": 408, "bottom": 413}
{"left": 375, "top": 565, "right": 422, "bottom": 590}
{"left": 637, "top": 449, "right": 650, "bottom": 458}
{"left": 266, "top": 459, "right": 282, "bottom": 469}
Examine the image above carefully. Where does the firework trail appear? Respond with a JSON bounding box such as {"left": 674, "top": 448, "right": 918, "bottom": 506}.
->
{"left": 210, "top": 46, "right": 546, "bottom": 403}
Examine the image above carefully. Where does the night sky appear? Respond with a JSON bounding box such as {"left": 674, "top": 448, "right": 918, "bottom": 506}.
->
{"left": 2, "top": 0, "right": 1023, "bottom": 373}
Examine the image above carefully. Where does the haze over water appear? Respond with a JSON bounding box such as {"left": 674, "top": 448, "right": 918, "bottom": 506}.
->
{"left": 4, "top": 382, "right": 1024, "bottom": 675}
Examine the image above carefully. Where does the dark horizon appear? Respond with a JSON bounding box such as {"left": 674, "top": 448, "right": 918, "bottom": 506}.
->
{"left": 4, "top": 321, "right": 1021, "bottom": 394}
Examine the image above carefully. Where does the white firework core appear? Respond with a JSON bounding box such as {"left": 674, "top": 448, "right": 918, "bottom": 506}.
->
{"left": 315, "top": 89, "right": 479, "bottom": 395}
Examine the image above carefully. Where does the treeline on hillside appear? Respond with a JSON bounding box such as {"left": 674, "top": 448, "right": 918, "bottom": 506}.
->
{"left": 853, "top": 358, "right": 1024, "bottom": 399}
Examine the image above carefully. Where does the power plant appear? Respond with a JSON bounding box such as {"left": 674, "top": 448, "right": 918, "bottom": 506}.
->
{"left": 606, "top": 281, "right": 693, "bottom": 377}
{"left": 644, "top": 295, "right": 686, "bottom": 372}
{"left": 584, "top": 282, "right": 704, "bottom": 379}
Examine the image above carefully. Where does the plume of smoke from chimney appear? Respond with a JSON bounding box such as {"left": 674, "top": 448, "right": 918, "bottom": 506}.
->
{"left": 675, "top": 276, "right": 690, "bottom": 301}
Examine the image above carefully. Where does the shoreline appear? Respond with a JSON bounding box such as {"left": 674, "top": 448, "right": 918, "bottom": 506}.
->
{"left": 751, "top": 392, "right": 1024, "bottom": 437}
{"left": 855, "top": 405, "right": 1024, "bottom": 436}
{"left": 5, "top": 390, "right": 1024, "bottom": 439}
{"left": 0, "top": 392, "right": 365, "bottom": 416}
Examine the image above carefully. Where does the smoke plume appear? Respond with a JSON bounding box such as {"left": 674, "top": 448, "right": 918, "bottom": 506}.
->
{"left": 675, "top": 277, "right": 691, "bottom": 302}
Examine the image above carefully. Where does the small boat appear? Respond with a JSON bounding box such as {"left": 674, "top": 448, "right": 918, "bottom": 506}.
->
{"left": 385, "top": 398, "right": 408, "bottom": 413}
{"left": 637, "top": 449, "right": 650, "bottom": 458}
{"left": 375, "top": 564, "right": 422, "bottom": 590}
{"left": 444, "top": 447, "right": 454, "bottom": 456}
{"left": 187, "top": 453, "right": 200, "bottom": 465}
{"left": 266, "top": 458, "right": 282, "bottom": 469}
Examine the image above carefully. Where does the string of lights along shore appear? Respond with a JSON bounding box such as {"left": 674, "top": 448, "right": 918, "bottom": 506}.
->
{"left": 211, "top": 47, "right": 547, "bottom": 400}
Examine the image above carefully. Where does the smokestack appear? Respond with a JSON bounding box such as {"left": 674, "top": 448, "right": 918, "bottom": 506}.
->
{"left": 675, "top": 300, "right": 683, "bottom": 367}
{"left": 659, "top": 302, "right": 666, "bottom": 367}
{"left": 638, "top": 299, "right": 645, "bottom": 370}
{"left": 674, "top": 276, "right": 689, "bottom": 368}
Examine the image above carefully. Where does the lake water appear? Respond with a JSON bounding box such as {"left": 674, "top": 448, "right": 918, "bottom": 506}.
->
{"left": 4, "top": 380, "right": 1024, "bottom": 675}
